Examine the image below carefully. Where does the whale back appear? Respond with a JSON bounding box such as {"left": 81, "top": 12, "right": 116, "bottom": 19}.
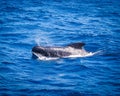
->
{"left": 32, "top": 46, "right": 71, "bottom": 57}
{"left": 67, "top": 42, "right": 85, "bottom": 49}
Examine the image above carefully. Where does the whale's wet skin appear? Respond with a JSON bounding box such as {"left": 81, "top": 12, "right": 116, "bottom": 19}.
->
{"left": 32, "top": 42, "right": 95, "bottom": 60}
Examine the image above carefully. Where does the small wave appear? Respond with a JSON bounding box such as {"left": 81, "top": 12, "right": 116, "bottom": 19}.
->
{"left": 1, "top": 61, "right": 15, "bottom": 65}
{"left": 0, "top": 67, "right": 15, "bottom": 73}
{"left": 1, "top": 89, "right": 93, "bottom": 96}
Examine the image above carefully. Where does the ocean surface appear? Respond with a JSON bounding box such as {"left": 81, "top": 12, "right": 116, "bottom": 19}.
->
{"left": 0, "top": 0, "right": 120, "bottom": 95}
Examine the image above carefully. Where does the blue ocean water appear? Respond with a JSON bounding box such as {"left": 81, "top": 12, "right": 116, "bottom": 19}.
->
{"left": 0, "top": 0, "right": 120, "bottom": 95}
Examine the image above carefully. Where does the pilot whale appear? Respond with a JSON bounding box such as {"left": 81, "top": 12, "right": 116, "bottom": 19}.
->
{"left": 32, "top": 42, "right": 92, "bottom": 59}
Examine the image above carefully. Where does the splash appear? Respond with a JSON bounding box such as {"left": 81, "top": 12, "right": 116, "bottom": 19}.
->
{"left": 34, "top": 32, "right": 53, "bottom": 46}
{"left": 35, "top": 37, "right": 41, "bottom": 46}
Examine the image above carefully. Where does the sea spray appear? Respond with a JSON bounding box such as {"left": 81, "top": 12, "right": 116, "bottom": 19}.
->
{"left": 34, "top": 32, "right": 54, "bottom": 46}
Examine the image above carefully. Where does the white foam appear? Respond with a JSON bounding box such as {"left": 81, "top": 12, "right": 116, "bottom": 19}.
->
{"left": 67, "top": 52, "right": 95, "bottom": 58}
{"left": 33, "top": 52, "right": 58, "bottom": 60}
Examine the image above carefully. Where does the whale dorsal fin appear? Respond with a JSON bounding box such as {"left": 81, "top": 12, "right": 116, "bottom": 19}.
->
{"left": 67, "top": 42, "right": 85, "bottom": 49}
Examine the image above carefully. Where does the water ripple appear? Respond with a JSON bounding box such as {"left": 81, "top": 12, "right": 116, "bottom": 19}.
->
{"left": 0, "top": 0, "right": 120, "bottom": 95}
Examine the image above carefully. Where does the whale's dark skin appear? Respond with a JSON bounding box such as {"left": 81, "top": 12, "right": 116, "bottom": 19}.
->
{"left": 32, "top": 42, "right": 85, "bottom": 58}
{"left": 32, "top": 46, "right": 71, "bottom": 57}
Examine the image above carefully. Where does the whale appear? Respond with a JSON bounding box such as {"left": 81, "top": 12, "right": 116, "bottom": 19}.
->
{"left": 32, "top": 42, "right": 92, "bottom": 59}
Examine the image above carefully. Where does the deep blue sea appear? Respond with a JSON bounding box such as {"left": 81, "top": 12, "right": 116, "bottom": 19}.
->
{"left": 0, "top": 0, "right": 120, "bottom": 95}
